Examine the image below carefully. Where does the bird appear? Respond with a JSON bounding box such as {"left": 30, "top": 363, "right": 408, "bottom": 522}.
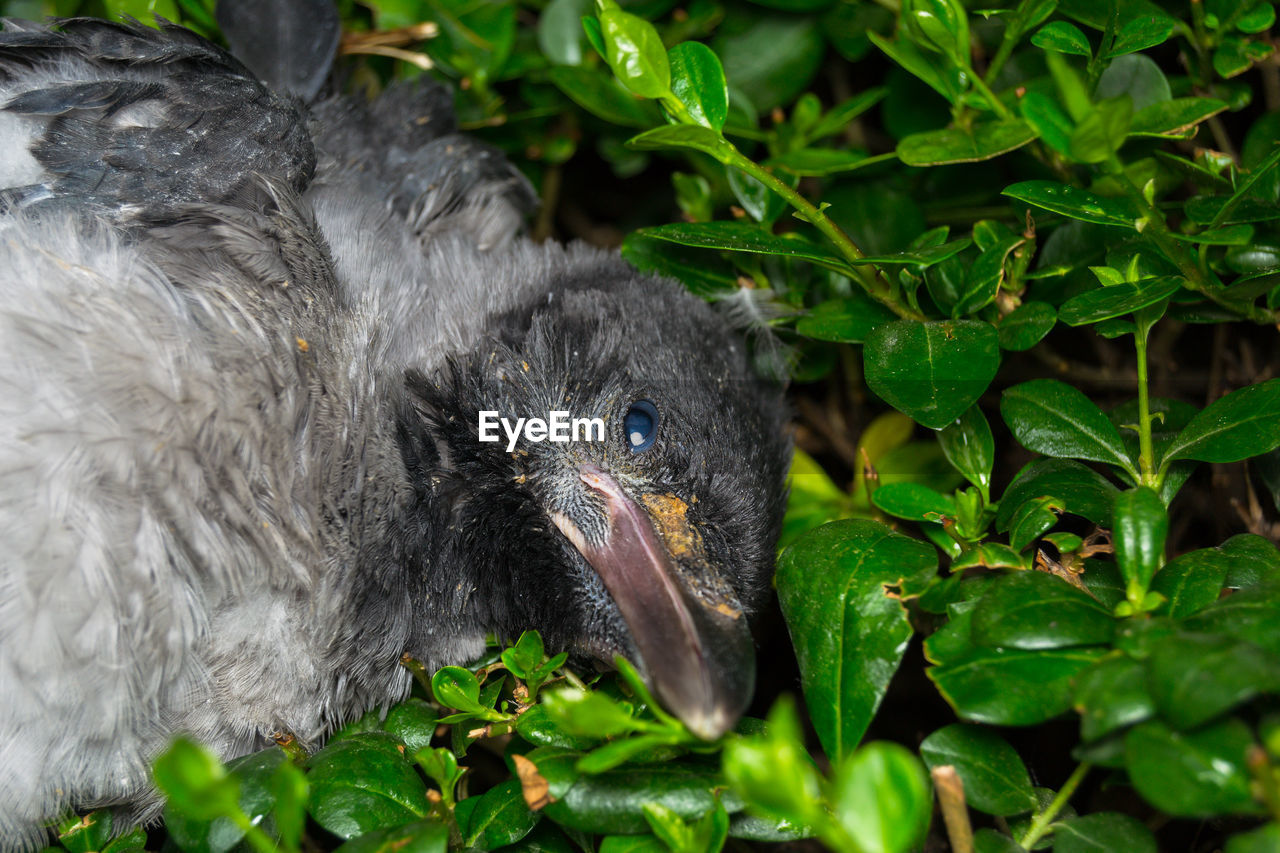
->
{"left": 0, "top": 7, "right": 790, "bottom": 849}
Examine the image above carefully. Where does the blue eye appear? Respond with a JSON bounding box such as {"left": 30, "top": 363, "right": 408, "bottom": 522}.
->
{"left": 624, "top": 400, "right": 659, "bottom": 452}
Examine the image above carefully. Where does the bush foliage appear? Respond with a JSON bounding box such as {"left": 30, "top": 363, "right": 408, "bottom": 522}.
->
{"left": 15, "top": 0, "right": 1280, "bottom": 850}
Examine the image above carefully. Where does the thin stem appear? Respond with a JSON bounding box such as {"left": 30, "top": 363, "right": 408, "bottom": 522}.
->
{"left": 721, "top": 147, "right": 924, "bottom": 320}
{"left": 1134, "top": 316, "right": 1157, "bottom": 487}
{"left": 969, "top": 73, "right": 1013, "bottom": 120}
{"left": 1019, "top": 762, "right": 1093, "bottom": 849}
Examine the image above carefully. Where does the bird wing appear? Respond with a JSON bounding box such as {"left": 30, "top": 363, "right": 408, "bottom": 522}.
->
{"left": 0, "top": 16, "right": 315, "bottom": 220}
{"left": 309, "top": 82, "right": 537, "bottom": 252}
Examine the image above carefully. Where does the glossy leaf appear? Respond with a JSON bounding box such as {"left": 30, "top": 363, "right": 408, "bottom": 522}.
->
{"left": 777, "top": 519, "right": 938, "bottom": 759}
{"left": 864, "top": 320, "right": 1001, "bottom": 430}
{"left": 1003, "top": 181, "right": 1138, "bottom": 228}
{"left": 1053, "top": 813, "right": 1157, "bottom": 853}
{"left": 599, "top": 3, "right": 670, "bottom": 98}
{"left": 1073, "top": 656, "right": 1155, "bottom": 741}
{"left": 667, "top": 41, "right": 728, "bottom": 130}
{"left": 796, "top": 295, "right": 898, "bottom": 344}
{"left": 996, "top": 459, "right": 1118, "bottom": 530}
{"left": 970, "top": 571, "right": 1115, "bottom": 650}
{"left": 871, "top": 482, "right": 957, "bottom": 521}
{"left": 1009, "top": 496, "right": 1062, "bottom": 550}
{"left": 1131, "top": 97, "right": 1229, "bottom": 137}
{"left": 1001, "top": 380, "right": 1136, "bottom": 476}
{"left": 1125, "top": 718, "right": 1259, "bottom": 816}
{"left": 626, "top": 124, "right": 733, "bottom": 162}
{"left": 1162, "top": 378, "right": 1280, "bottom": 464}
{"left": 1031, "top": 20, "right": 1091, "bottom": 55}
{"left": 1058, "top": 276, "right": 1183, "bottom": 326}
{"left": 332, "top": 821, "right": 449, "bottom": 853}
{"left": 831, "top": 742, "right": 932, "bottom": 853}
{"left": 1150, "top": 549, "right": 1231, "bottom": 618}
{"left": 997, "top": 302, "right": 1057, "bottom": 351}
{"left": 542, "top": 762, "right": 740, "bottom": 835}
{"left": 464, "top": 779, "right": 539, "bottom": 849}
{"left": 722, "top": 697, "right": 823, "bottom": 829}
{"left": 1112, "top": 487, "right": 1167, "bottom": 600}
{"left": 1147, "top": 631, "right": 1280, "bottom": 729}
{"left": 308, "top": 734, "right": 428, "bottom": 839}
{"left": 937, "top": 405, "right": 995, "bottom": 495}
{"left": 928, "top": 645, "right": 1106, "bottom": 726}
{"left": 919, "top": 724, "right": 1036, "bottom": 816}
{"left": 898, "top": 121, "right": 1038, "bottom": 166}
{"left": 549, "top": 66, "right": 660, "bottom": 127}
{"left": 632, "top": 222, "right": 852, "bottom": 274}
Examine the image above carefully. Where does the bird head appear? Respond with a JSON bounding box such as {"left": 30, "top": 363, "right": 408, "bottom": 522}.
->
{"left": 407, "top": 252, "right": 790, "bottom": 739}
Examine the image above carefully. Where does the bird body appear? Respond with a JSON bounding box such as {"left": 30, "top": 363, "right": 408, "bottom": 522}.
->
{"left": 0, "top": 15, "right": 788, "bottom": 849}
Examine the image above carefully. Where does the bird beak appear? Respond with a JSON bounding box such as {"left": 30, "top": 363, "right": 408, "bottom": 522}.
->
{"left": 551, "top": 463, "right": 754, "bottom": 740}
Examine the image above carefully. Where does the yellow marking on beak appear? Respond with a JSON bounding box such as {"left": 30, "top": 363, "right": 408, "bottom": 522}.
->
{"left": 641, "top": 493, "right": 702, "bottom": 559}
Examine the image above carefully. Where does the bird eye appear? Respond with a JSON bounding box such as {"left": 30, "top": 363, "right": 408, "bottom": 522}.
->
{"left": 624, "top": 400, "right": 659, "bottom": 452}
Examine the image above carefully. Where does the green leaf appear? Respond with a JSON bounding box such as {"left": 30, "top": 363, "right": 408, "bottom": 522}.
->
{"left": 928, "top": 645, "right": 1106, "bottom": 725}
{"left": 599, "top": 4, "right": 671, "bottom": 98}
{"left": 1220, "top": 533, "right": 1280, "bottom": 589}
{"left": 539, "top": 0, "right": 591, "bottom": 65}
{"left": 870, "top": 31, "right": 967, "bottom": 103}
{"left": 1003, "top": 181, "right": 1138, "bottom": 228}
{"left": 1068, "top": 96, "right": 1134, "bottom": 164}
{"left": 919, "top": 724, "right": 1037, "bottom": 816}
{"left": 1104, "top": 7, "right": 1176, "bottom": 56}
{"left": 540, "top": 687, "right": 643, "bottom": 738}
{"left": 620, "top": 233, "right": 740, "bottom": 298}
{"left": 270, "top": 760, "right": 307, "bottom": 852}
{"left": 997, "top": 302, "right": 1057, "bottom": 351}
{"left": 950, "top": 543, "right": 1034, "bottom": 572}
{"left": 1009, "top": 496, "right": 1063, "bottom": 550}
{"left": 1147, "top": 631, "right": 1280, "bottom": 730}
{"left": 1073, "top": 656, "right": 1155, "bottom": 741}
{"left": 1022, "top": 96, "right": 1073, "bottom": 162}
{"left": 1001, "top": 379, "right": 1136, "bottom": 475}
{"left": 1150, "top": 549, "right": 1231, "bottom": 618}
{"left": 1058, "top": 276, "right": 1183, "bottom": 326}
{"left": 542, "top": 761, "right": 740, "bottom": 835}
{"left": 333, "top": 821, "right": 448, "bottom": 853}
{"left": 384, "top": 699, "right": 440, "bottom": 754}
{"left": 1185, "top": 581, "right": 1280, "bottom": 656}
{"left": 722, "top": 696, "right": 824, "bottom": 829}
{"left": 432, "top": 666, "right": 504, "bottom": 720}
{"left": 1053, "top": 813, "right": 1157, "bottom": 853}
{"left": 727, "top": 167, "right": 792, "bottom": 225}
{"left": 777, "top": 519, "right": 938, "bottom": 759}
{"left": 796, "top": 295, "right": 898, "bottom": 344}
{"left": 1096, "top": 54, "right": 1170, "bottom": 113}
{"left": 956, "top": 235, "right": 1023, "bottom": 317}
{"left": 57, "top": 811, "right": 114, "bottom": 853}
{"left": 632, "top": 222, "right": 853, "bottom": 274}
{"left": 598, "top": 836, "right": 668, "bottom": 853}
{"left": 898, "top": 121, "right": 1039, "bottom": 166}
{"left": 715, "top": 14, "right": 824, "bottom": 111}
{"left": 1227, "top": 824, "right": 1280, "bottom": 853}
{"left": 810, "top": 88, "right": 889, "bottom": 139}
{"left": 153, "top": 738, "right": 240, "bottom": 823}
{"left": 1162, "top": 378, "right": 1280, "bottom": 464}
{"left": 831, "top": 742, "right": 932, "bottom": 853}
{"left": 1131, "top": 98, "right": 1229, "bottom": 137}
{"left": 864, "top": 320, "right": 1001, "bottom": 430}
{"left": 1112, "top": 487, "right": 1168, "bottom": 601}
{"left": 871, "top": 482, "right": 957, "bottom": 521}
{"left": 625, "top": 124, "right": 733, "bottom": 162}
{"left": 1125, "top": 718, "right": 1260, "bottom": 816}
{"left": 464, "top": 779, "right": 539, "bottom": 849}
{"left": 549, "top": 67, "right": 659, "bottom": 127}
{"left": 937, "top": 405, "right": 995, "bottom": 495}
{"left": 767, "top": 148, "right": 871, "bottom": 176}
{"left": 667, "top": 41, "right": 728, "bottom": 130}
{"left": 974, "top": 828, "right": 1027, "bottom": 853}
{"left": 1031, "top": 20, "right": 1091, "bottom": 55}
{"left": 971, "top": 571, "right": 1115, "bottom": 650}
{"left": 996, "top": 459, "right": 1118, "bottom": 530}
{"left": 308, "top": 734, "right": 428, "bottom": 839}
